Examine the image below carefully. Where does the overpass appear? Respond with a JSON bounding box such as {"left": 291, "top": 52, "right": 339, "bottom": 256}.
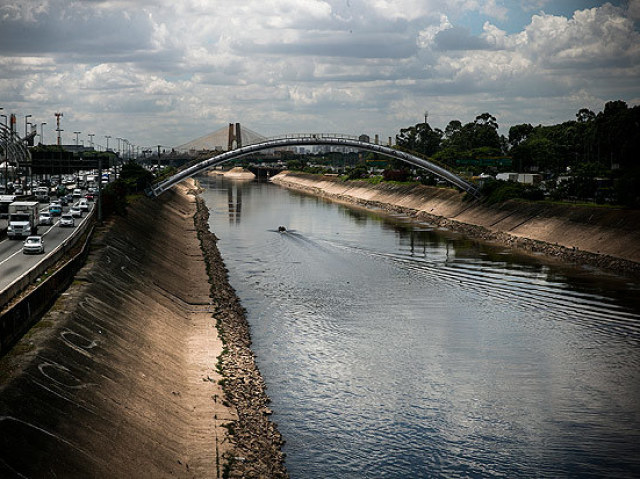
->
{"left": 147, "top": 133, "right": 480, "bottom": 198}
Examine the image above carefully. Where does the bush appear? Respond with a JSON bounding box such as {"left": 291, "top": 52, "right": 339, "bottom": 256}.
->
{"left": 481, "top": 179, "right": 544, "bottom": 204}
{"left": 382, "top": 169, "right": 410, "bottom": 182}
{"left": 344, "top": 164, "right": 369, "bottom": 180}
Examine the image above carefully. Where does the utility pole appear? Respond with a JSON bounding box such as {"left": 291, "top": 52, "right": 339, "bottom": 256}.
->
{"left": 97, "top": 156, "right": 103, "bottom": 225}
{"left": 422, "top": 110, "right": 429, "bottom": 157}
{"left": 55, "top": 112, "right": 63, "bottom": 145}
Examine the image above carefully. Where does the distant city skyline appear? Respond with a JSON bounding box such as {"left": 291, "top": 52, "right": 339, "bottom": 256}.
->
{"left": 1, "top": 0, "right": 638, "bottom": 149}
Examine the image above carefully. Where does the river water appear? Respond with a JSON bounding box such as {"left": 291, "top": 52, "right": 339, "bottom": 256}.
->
{"left": 198, "top": 175, "right": 640, "bottom": 478}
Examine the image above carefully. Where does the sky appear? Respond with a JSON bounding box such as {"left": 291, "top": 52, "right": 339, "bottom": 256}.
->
{"left": 1, "top": 0, "right": 639, "bottom": 151}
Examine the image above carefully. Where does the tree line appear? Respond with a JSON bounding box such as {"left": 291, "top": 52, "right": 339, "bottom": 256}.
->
{"left": 395, "top": 101, "right": 640, "bottom": 207}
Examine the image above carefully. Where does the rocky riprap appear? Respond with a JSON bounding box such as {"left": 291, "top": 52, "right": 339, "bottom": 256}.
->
{"left": 194, "top": 197, "right": 288, "bottom": 479}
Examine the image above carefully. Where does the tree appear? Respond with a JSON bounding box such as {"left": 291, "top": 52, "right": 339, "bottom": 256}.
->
{"left": 474, "top": 112, "right": 499, "bottom": 130}
{"left": 508, "top": 123, "right": 534, "bottom": 147}
{"left": 396, "top": 122, "right": 443, "bottom": 157}
{"left": 472, "top": 113, "right": 501, "bottom": 150}
{"left": 119, "top": 161, "right": 154, "bottom": 193}
{"left": 444, "top": 120, "right": 462, "bottom": 139}
{"left": 576, "top": 108, "right": 595, "bottom": 123}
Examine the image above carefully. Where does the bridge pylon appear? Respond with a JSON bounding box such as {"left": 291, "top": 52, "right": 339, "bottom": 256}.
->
{"left": 228, "top": 123, "right": 242, "bottom": 150}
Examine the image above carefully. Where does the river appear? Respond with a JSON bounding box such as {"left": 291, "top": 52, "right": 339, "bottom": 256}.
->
{"left": 198, "top": 174, "right": 640, "bottom": 478}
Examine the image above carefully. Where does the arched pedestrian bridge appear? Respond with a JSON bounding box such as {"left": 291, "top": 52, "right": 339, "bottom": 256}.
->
{"left": 147, "top": 133, "right": 480, "bottom": 197}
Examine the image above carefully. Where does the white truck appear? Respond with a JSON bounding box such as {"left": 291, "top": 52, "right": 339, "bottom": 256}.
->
{"left": 7, "top": 201, "right": 39, "bottom": 239}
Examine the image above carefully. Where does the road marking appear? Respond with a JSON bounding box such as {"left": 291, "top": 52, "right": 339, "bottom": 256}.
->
{"left": 0, "top": 220, "right": 60, "bottom": 267}
{"left": 0, "top": 248, "right": 22, "bottom": 267}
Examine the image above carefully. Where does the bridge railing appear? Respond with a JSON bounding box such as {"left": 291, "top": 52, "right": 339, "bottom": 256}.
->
{"left": 244, "top": 132, "right": 360, "bottom": 146}
{"left": 148, "top": 133, "right": 481, "bottom": 198}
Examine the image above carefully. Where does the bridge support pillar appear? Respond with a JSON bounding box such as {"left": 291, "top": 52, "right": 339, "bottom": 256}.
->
{"left": 227, "top": 123, "right": 243, "bottom": 150}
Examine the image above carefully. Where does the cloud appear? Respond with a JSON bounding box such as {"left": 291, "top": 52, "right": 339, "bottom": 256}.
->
{"left": 480, "top": 0, "right": 508, "bottom": 21}
{"left": 520, "top": 0, "right": 553, "bottom": 12}
{"left": 630, "top": 0, "right": 640, "bottom": 19}
{"left": 0, "top": 0, "right": 638, "bottom": 147}
{"left": 434, "top": 26, "right": 492, "bottom": 51}
{"left": 523, "top": 5, "right": 640, "bottom": 67}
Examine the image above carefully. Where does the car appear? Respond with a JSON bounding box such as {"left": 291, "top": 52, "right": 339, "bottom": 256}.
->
{"left": 59, "top": 213, "right": 75, "bottom": 227}
{"left": 22, "top": 236, "right": 44, "bottom": 254}
{"left": 69, "top": 206, "right": 82, "bottom": 217}
{"left": 49, "top": 203, "right": 63, "bottom": 216}
{"left": 57, "top": 195, "right": 69, "bottom": 206}
{"left": 39, "top": 212, "right": 53, "bottom": 225}
{"left": 84, "top": 192, "right": 95, "bottom": 201}
{"left": 77, "top": 200, "right": 89, "bottom": 212}
{"left": 72, "top": 188, "right": 83, "bottom": 199}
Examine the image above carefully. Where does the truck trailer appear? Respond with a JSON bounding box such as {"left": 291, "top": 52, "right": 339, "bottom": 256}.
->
{"left": 7, "top": 201, "right": 39, "bottom": 239}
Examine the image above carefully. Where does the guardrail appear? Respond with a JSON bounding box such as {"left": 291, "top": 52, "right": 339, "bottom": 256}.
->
{"left": 243, "top": 132, "right": 361, "bottom": 146}
{"left": 0, "top": 208, "right": 96, "bottom": 356}
{"left": 0, "top": 206, "right": 95, "bottom": 315}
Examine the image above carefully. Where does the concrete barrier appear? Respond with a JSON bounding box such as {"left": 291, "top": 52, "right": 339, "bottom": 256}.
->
{"left": 0, "top": 208, "right": 95, "bottom": 311}
{"left": 0, "top": 210, "right": 95, "bottom": 355}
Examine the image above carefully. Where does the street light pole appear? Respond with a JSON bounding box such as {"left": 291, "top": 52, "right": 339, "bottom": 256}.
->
{"left": 74, "top": 131, "right": 81, "bottom": 145}
{"left": 88, "top": 133, "right": 95, "bottom": 148}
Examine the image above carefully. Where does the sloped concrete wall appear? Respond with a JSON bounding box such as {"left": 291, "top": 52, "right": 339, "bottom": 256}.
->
{"left": 272, "top": 172, "right": 640, "bottom": 271}
{"left": 0, "top": 184, "right": 235, "bottom": 478}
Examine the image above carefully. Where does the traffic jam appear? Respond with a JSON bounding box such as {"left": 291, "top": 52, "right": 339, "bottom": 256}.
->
{"left": 0, "top": 173, "right": 103, "bottom": 255}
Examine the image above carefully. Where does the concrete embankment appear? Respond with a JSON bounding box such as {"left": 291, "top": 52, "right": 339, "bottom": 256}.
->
{"left": 271, "top": 172, "right": 640, "bottom": 276}
{"left": 0, "top": 182, "right": 285, "bottom": 477}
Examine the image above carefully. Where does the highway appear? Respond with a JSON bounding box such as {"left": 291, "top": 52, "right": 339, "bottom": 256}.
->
{"left": 0, "top": 199, "right": 93, "bottom": 292}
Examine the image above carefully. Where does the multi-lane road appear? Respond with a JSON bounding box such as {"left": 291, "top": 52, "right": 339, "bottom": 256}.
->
{"left": 0, "top": 199, "right": 93, "bottom": 292}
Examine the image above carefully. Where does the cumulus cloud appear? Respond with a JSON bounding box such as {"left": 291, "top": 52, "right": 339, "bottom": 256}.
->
{"left": 0, "top": 0, "right": 637, "bottom": 146}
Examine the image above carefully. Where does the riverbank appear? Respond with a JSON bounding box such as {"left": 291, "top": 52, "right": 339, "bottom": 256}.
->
{"left": 194, "top": 195, "right": 288, "bottom": 478}
{"left": 271, "top": 172, "right": 640, "bottom": 277}
{"left": 0, "top": 182, "right": 282, "bottom": 477}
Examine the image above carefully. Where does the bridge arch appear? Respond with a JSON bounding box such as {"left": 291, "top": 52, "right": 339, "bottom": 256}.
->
{"left": 0, "top": 124, "right": 31, "bottom": 173}
{"left": 148, "top": 134, "right": 479, "bottom": 197}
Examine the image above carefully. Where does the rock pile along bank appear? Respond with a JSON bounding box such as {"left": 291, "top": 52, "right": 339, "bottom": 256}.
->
{"left": 194, "top": 196, "right": 287, "bottom": 478}
{"left": 0, "top": 181, "right": 286, "bottom": 478}
{"left": 271, "top": 172, "right": 640, "bottom": 277}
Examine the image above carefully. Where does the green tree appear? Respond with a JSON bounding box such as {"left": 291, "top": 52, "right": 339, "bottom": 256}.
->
{"left": 119, "top": 161, "right": 154, "bottom": 193}
{"left": 508, "top": 123, "right": 534, "bottom": 147}
{"left": 396, "top": 122, "right": 443, "bottom": 156}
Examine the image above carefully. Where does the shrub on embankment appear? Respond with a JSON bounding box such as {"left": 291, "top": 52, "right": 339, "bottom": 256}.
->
{"left": 100, "top": 161, "right": 156, "bottom": 216}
